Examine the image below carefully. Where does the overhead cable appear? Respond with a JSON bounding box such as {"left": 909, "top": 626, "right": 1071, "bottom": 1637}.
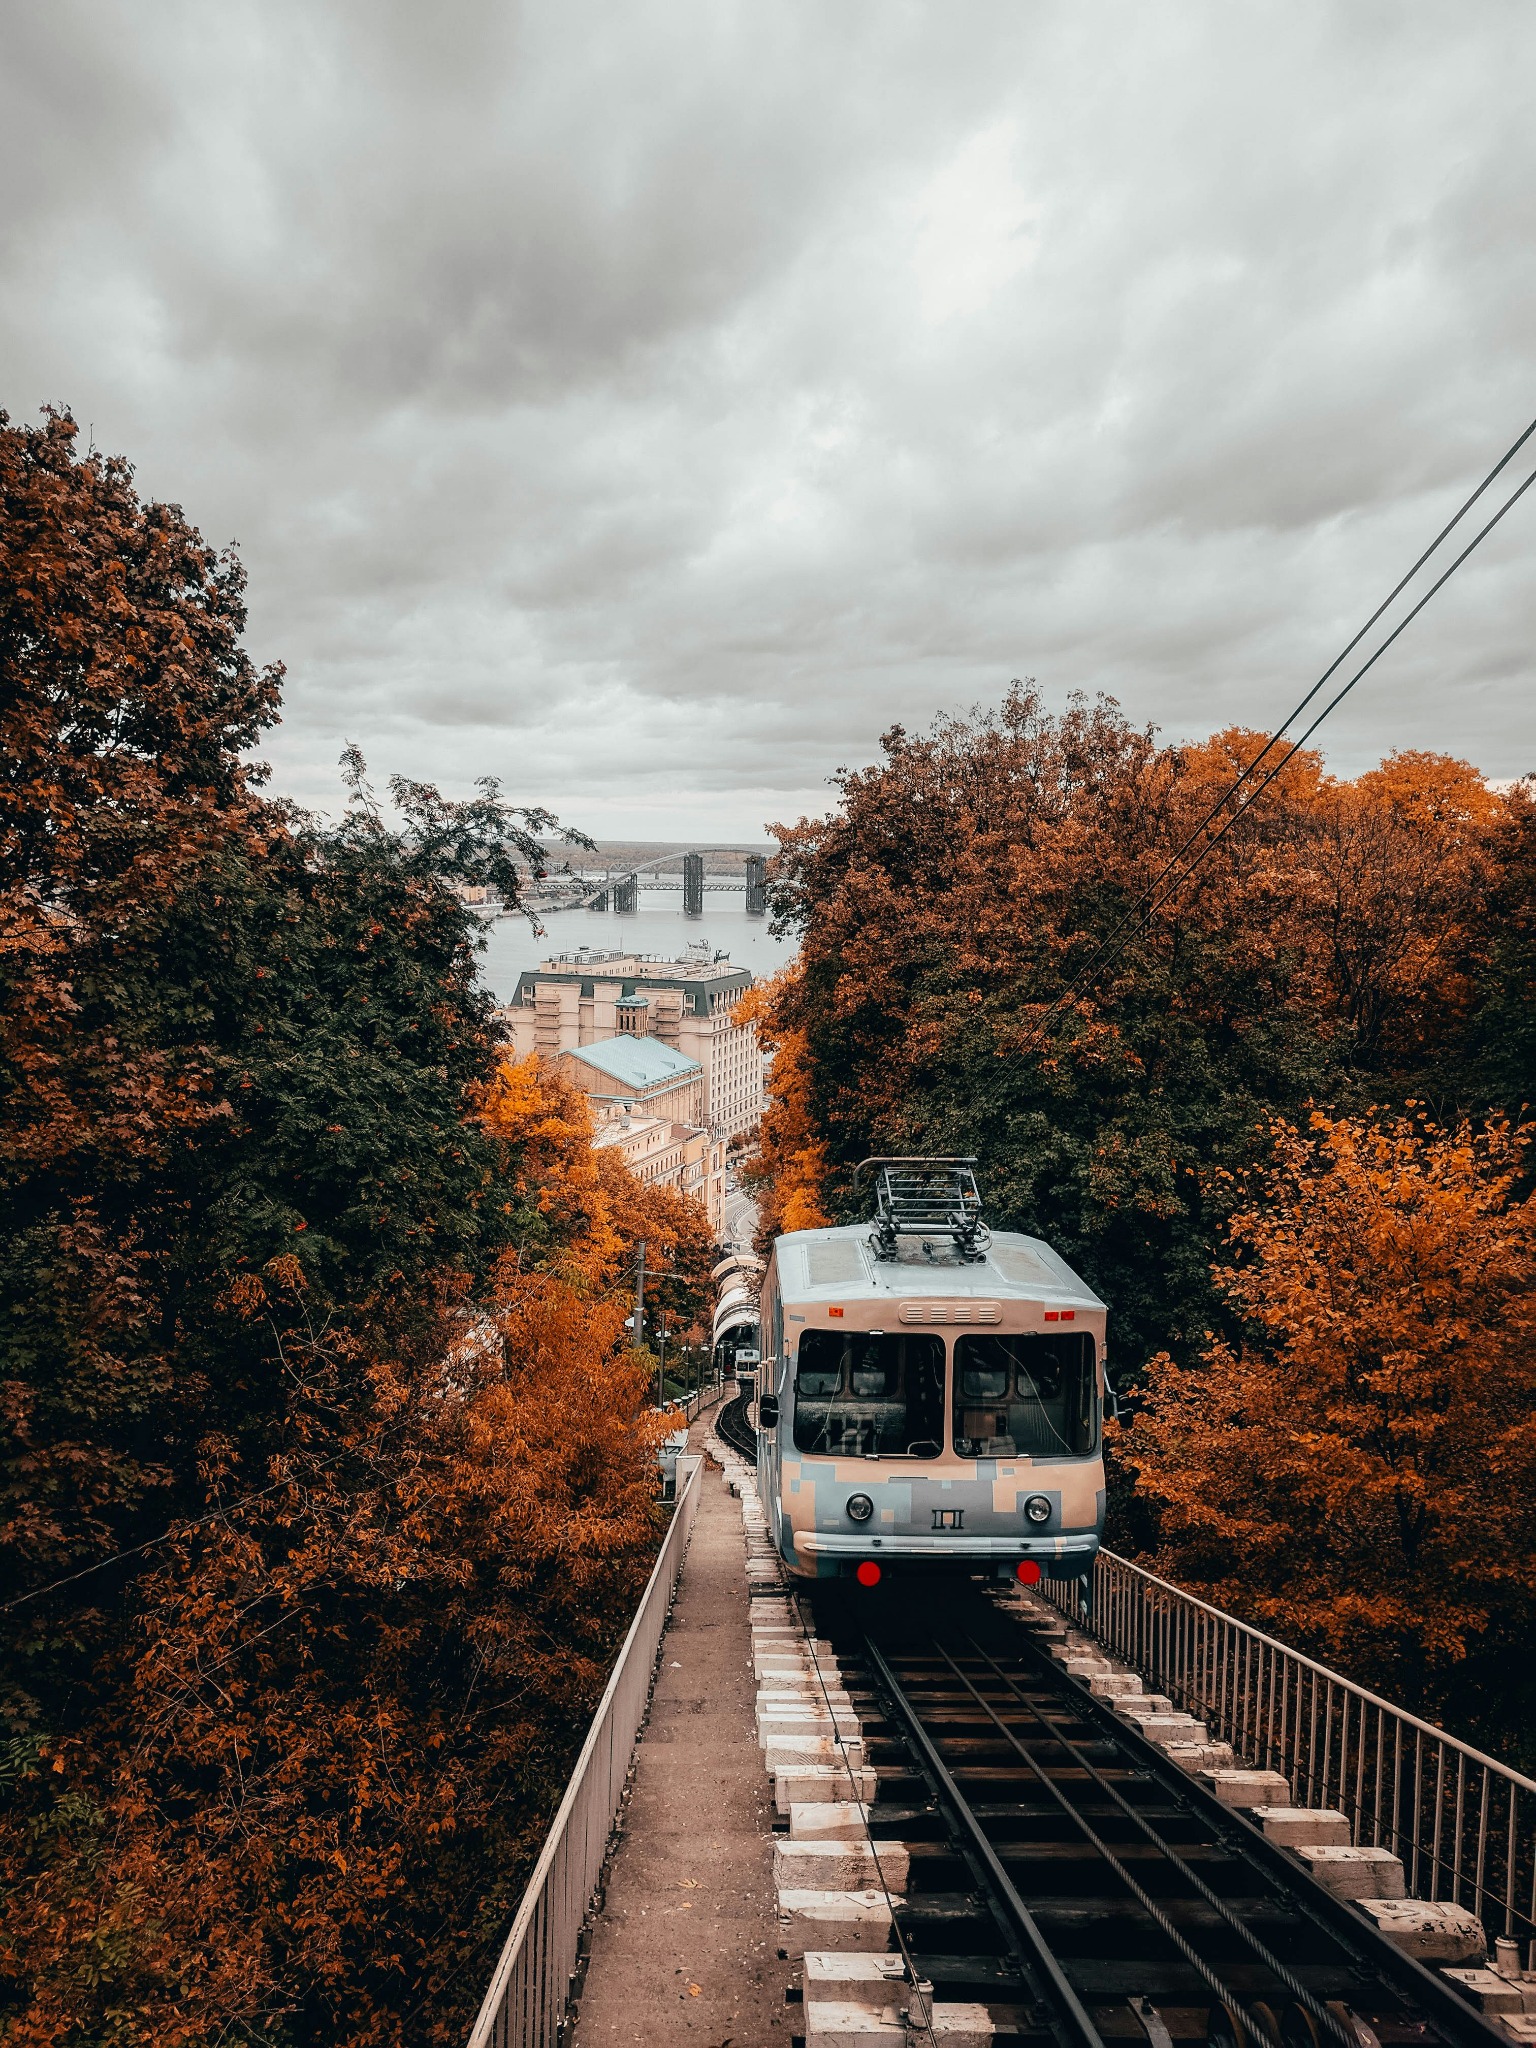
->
{"left": 1017, "top": 420, "right": 1536, "bottom": 1059}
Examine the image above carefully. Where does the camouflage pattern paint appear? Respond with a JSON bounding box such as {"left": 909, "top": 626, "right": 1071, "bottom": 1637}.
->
{"left": 755, "top": 1222, "right": 1111, "bottom": 1582}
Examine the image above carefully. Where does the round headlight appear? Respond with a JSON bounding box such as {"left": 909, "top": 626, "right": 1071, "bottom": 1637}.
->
{"left": 846, "top": 1493, "right": 874, "bottom": 1524}
{"left": 1024, "top": 1494, "right": 1052, "bottom": 1526}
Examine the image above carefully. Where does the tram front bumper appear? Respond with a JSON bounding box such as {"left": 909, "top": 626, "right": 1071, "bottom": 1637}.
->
{"left": 792, "top": 1530, "right": 1099, "bottom": 1567}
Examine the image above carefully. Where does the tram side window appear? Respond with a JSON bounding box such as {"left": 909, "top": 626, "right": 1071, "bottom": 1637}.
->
{"left": 953, "top": 1334, "right": 1097, "bottom": 1458}
{"left": 792, "top": 1331, "right": 945, "bottom": 1459}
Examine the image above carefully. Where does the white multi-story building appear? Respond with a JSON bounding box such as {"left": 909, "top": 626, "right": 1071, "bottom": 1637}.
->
{"left": 501, "top": 948, "right": 764, "bottom": 1143}
{"left": 590, "top": 1112, "right": 728, "bottom": 1235}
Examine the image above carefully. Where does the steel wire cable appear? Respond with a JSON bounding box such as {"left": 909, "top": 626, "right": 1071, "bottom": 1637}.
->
{"left": 1015, "top": 428, "right": 1536, "bottom": 1063}
{"left": 1022, "top": 459, "right": 1536, "bottom": 1046}
{"left": 964, "top": 1637, "right": 1364, "bottom": 2048}
{"left": 928, "top": 1641, "right": 1302, "bottom": 2048}
{"left": 0, "top": 1441, "right": 366, "bottom": 1615}
{"left": 866, "top": 1636, "right": 1107, "bottom": 2048}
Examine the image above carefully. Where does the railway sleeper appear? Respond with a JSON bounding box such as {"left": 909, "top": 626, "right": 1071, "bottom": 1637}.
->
{"left": 864, "top": 1794, "right": 1244, "bottom": 1849}
{"left": 897, "top": 1889, "right": 1330, "bottom": 1957}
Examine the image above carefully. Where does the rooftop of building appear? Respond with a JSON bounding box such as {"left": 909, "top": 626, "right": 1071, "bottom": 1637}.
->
{"left": 535, "top": 943, "right": 748, "bottom": 982}
{"left": 560, "top": 1035, "right": 703, "bottom": 1089}
{"left": 509, "top": 945, "right": 752, "bottom": 1012}
{"left": 594, "top": 1114, "right": 706, "bottom": 1146}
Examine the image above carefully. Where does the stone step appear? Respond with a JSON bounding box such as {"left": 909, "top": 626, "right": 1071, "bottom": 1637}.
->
{"left": 760, "top": 1709, "right": 863, "bottom": 1746}
{"left": 758, "top": 1688, "right": 855, "bottom": 1718}
{"left": 805, "top": 1951, "right": 911, "bottom": 2008}
{"left": 1355, "top": 1899, "right": 1485, "bottom": 1965}
{"left": 1113, "top": 1694, "right": 1177, "bottom": 1719}
{"left": 1162, "top": 1741, "right": 1238, "bottom": 1772}
{"left": 1199, "top": 1767, "right": 1293, "bottom": 1809}
{"left": 1253, "top": 1806, "right": 1351, "bottom": 1849}
{"left": 1088, "top": 1672, "right": 1144, "bottom": 1697}
{"left": 777, "top": 1887, "right": 899, "bottom": 1959}
{"left": 757, "top": 1680, "right": 850, "bottom": 1707}
{"left": 805, "top": 1997, "right": 1026, "bottom": 2046}
{"left": 775, "top": 1764, "right": 879, "bottom": 1813}
{"left": 790, "top": 1800, "right": 871, "bottom": 1838}
{"left": 764, "top": 1732, "right": 867, "bottom": 1769}
{"left": 1440, "top": 1969, "right": 1536, "bottom": 2017}
{"left": 1137, "top": 1716, "right": 1211, "bottom": 1746}
{"left": 1291, "top": 1844, "right": 1405, "bottom": 1900}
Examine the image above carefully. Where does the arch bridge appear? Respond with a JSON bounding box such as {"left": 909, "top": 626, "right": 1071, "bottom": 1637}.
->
{"left": 529, "top": 848, "right": 769, "bottom": 916}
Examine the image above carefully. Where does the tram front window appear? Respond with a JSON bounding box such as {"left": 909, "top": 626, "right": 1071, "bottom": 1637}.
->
{"left": 792, "top": 1331, "right": 945, "bottom": 1458}
{"left": 953, "top": 1333, "right": 1098, "bottom": 1458}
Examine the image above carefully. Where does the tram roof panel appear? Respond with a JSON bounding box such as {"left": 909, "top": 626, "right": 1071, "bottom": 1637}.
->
{"left": 770, "top": 1223, "right": 1105, "bottom": 1312}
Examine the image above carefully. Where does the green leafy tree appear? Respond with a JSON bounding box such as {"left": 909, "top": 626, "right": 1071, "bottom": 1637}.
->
{"left": 1, "top": 408, "right": 677, "bottom": 2046}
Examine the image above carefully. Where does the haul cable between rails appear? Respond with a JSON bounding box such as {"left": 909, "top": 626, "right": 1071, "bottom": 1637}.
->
{"left": 865, "top": 1636, "right": 1110, "bottom": 2048}
{"left": 869, "top": 1635, "right": 1379, "bottom": 2048}
{"left": 1018, "top": 412, "right": 1536, "bottom": 1062}
{"left": 717, "top": 1390, "right": 757, "bottom": 1459}
{"left": 952, "top": 1637, "right": 1361, "bottom": 2048}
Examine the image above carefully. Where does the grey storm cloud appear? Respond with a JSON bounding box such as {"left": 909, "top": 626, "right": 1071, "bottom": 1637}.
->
{"left": 3, "top": 0, "right": 1533, "bottom": 838}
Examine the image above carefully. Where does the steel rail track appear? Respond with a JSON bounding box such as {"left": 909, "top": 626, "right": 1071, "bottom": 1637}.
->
{"left": 716, "top": 1390, "right": 757, "bottom": 1460}
{"left": 798, "top": 1589, "right": 1507, "bottom": 2048}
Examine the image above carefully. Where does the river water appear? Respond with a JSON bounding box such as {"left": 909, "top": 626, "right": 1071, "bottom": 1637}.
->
{"left": 472, "top": 881, "right": 798, "bottom": 1002}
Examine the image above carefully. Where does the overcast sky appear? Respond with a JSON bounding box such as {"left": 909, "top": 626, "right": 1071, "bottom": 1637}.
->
{"left": 4, "top": 2, "right": 1534, "bottom": 841}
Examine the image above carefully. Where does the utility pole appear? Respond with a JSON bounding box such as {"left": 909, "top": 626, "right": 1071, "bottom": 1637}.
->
{"left": 632, "top": 1239, "right": 677, "bottom": 1410}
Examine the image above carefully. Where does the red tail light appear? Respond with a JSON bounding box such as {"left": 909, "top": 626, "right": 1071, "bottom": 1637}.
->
{"left": 855, "top": 1561, "right": 882, "bottom": 1587}
{"left": 1016, "top": 1560, "right": 1042, "bottom": 1585}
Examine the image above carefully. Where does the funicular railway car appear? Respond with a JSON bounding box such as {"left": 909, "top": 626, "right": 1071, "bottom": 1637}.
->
{"left": 711, "top": 1251, "right": 763, "bottom": 1380}
{"left": 754, "top": 1159, "right": 1107, "bottom": 1587}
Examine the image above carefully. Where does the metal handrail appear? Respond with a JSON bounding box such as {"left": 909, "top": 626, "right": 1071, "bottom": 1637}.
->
{"left": 672, "top": 1383, "right": 724, "bottom": 1425}
{"left": 1041, "top": 1549, "right": 1536, "bottom": 1946}
{"left": 466, "top": 1452, "right": 704, "bottom": 2048}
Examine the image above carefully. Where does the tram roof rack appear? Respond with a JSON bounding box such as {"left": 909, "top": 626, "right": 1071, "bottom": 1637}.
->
{"left": 853, "top": 1155, "right": 990, "bottom": 1264}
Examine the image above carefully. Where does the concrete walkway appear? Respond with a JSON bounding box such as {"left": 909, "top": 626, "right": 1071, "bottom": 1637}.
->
{"left": 572, "top": 1430, "right": 789, "bottom": 2048}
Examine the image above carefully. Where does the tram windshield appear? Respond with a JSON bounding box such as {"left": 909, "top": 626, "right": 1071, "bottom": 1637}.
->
{"left": 952, "top": 1333, "right": 1098, "bottom": 1458}
{"left": 792, "top": 1331, "right": 945, "bottom": 1458}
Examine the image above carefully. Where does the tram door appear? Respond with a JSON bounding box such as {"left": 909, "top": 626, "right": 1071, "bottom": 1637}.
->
{"left": 758, "top": 1278, "right": 785, "bottom": 1551}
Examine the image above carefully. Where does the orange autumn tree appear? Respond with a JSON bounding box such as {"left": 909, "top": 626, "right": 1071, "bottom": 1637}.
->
{"left": 1115, "top": 1110, "right": 1536, "bottom": 1743}
{"left": 2, "top": 1060, "right": 691, "bottom": 2048}
{"left": 753, "top": 688, "right": 1518, "bottom": 1371}
{"left": 481, "top": 1052, "right": 717, "bottom": 1327}
{"left": 734, "top": 969, "right": 830, "bottom": 1247}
